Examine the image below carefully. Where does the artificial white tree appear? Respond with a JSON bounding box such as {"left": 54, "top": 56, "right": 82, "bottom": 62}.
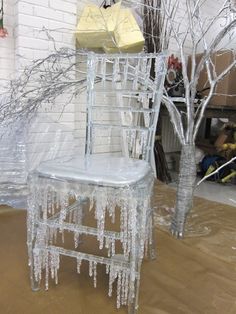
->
{"left": 157, "top": 0, "right": 236, "bottom": 237}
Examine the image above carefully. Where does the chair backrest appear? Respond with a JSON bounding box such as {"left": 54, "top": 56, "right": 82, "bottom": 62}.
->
{"left": 85, "top": 52, "right": 167, "bottom": 162}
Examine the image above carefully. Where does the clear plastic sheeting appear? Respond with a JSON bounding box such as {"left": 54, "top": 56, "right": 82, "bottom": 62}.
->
{"left": 0, "top": 48, "right": 88, "bottom": 208}
{"left": 27, "top": 115, "right": 76, "bottom": 173}
{"left": 0, "top": 121, "right": 28, "bottom": 208}
{"left": 0, "top": 114, "right": 75, "bottom": 208}
{"left": 27, "top": 51, "right": 167, "bottom": 312}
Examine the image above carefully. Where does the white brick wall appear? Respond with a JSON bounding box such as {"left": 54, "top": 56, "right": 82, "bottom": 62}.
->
{"left": 15, "top": 0, "right": 77, "bottom": 62}
{"left": 14, "top": 0, "right": 78, "bottom": 167}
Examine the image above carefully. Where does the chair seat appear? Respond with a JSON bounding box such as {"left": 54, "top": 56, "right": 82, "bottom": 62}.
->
{"left": 35, "top": 155, "right": 152, "bottom": 187}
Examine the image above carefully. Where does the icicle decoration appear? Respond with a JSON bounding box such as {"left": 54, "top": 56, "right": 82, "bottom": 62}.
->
{"left": 49, "top": 226, "right": 56, "bottom": 244}
{"left": 93, "top": 261, "right": 97, "bottom": 288}
{"left": 145, "top": 58, "right": 152, "bottom": 91}
{"left": 107, "top": 197, "right": 116, "bottom": 224}
{"left": 123, "top": 58, "right": 129, "bottom": 88}
{"left": 49, "top": 250, "right": 60, "bottom": 285}
{"left": 74, "top": 231, "right": 80, "bottom": 248}
{"left": 101, "top": 57, "right": 106, "bottom": 86}
{"left": 132, "top": 58, "right": 141, "bottom": 90}
{"left": 112, "top": 57, "right": 120, "bottom": 84}
{"left": 76, "top": 257, "right": 82, "bottom": 274}
{"left": 28, "top": 172, "right": 154, "bottom": 302}
{"left": 28, "top": 165, "right": 154, "bottom": 306}
{"left": 107, "top": 263, "right": 130, "bottom": 308}
{"left": 94, "top": 189, "right": 107, "bottom": 250}
{"left": 45, "top": 251, "right": 49, "bottom": 290}
{"left": 88, "top": 260, "right": 98, "bottom": 288}
{"left": 140, "top": 56, "right": 147, "bottom": 90}
{"left": 33, "top": 248, "right": 42, "bottom": 284}
{"left": 58, "top": 188, "right": 69, "bottom": 227}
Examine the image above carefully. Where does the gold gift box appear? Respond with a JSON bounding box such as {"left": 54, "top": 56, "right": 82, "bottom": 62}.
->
{"left": 76, "top": 3, "right": 144, "bottom": 53}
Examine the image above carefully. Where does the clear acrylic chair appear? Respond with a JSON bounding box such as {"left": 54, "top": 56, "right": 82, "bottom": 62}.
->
{"left": 27, "top": 52, "right": 166, "bottom": 313}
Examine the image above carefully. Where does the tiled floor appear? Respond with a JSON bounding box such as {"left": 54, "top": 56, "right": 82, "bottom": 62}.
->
{"left": 169, "top": 172, "right": 236, "bottom": 207}
{"left": 194, "top": 180, "right": 236, "bottom": 206}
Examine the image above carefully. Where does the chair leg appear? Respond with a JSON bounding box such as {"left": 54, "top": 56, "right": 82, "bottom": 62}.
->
{"left": 30, "top": 256, "right": 40, "bottom": 291}
{"left": 27, "top": 210, "right": 40, "bottom": 292}
{"left": 148, "top": 211, "right": 157, "bottom": 260}
{"left": 128, "top": 261, "right": 142, "bottom": 314}
{"left": 128, "top": 301, "right": 137, "bottom": 314}
{"left": 28, "top": 236, "right": 40, "bottom": 291}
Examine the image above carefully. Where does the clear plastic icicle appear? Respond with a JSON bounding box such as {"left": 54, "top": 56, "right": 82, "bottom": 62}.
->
{"left": 76, "top": 256, "right": 82, "bottom": 274}
{"left": 74, "top": 231, "right": 80, "bottom": 248}
{"left": 88, "top": 260, "right": 97, "bottom": 288}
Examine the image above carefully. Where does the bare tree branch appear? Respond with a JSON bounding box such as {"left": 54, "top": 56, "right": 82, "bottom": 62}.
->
{"left": 197, "top": 156, "right": 236, "bottom": 186}
{"left": 162, "top": 95, "right": 185, "bottom": 143}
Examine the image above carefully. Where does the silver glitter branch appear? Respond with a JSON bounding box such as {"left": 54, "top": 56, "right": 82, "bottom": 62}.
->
{"left": 0, "top": 48, "right": 90, "bottom": 128}
{"left": 197, "top": 156, "right": 236, "bottom": 186}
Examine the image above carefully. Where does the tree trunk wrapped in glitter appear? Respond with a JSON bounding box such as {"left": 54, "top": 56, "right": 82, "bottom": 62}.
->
{"left": 171, "top": 144, "right": 196, "bottom": 237}
{"left": 160, "top": 0, "right": 236, "bottom": 237}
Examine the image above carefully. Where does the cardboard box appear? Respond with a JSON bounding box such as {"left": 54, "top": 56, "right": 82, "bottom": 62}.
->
{"left": 76, "top": 3, "right": 144, "bottom": 53}
{"left": 214, "top": 129, "right": 231, "bottom": 148}
{"left": 76, "top": 3, "right": 120, "bottom": 49}
{"left": 104, "top": 8, "right": 145, "bottom": 53}
{"left": 188, "top": 50, "right": 236, "bottom": 107}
